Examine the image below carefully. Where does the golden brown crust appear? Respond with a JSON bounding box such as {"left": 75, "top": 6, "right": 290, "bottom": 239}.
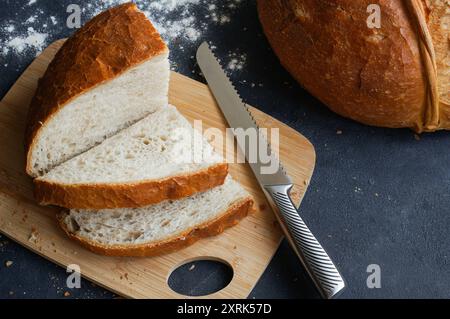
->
{"left": 422, "top": 0, "right": 450, "bottom": 126}
{"left": 34, "top": 164, "right": 228, "bottom": 209}
{"left": 257, "top": 0, "right": 448, "bottom": 132}
{"left": 57, "top": 197, "right": 254, "bottom": 257}
{"left": 25, "top": 2, "right": 168, "bottom": 175}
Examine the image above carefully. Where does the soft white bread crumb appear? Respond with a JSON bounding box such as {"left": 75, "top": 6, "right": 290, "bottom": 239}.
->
{"left": 36, "top": 105, "right": 223, "bottom": 184}
{"left": 62, "top": 176, "right": 249, "bottom": 245}
{"left": 29, "top": 52, "right": 170, "bottom": 177}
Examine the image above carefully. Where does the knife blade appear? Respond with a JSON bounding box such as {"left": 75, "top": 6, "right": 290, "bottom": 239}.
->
{"left": 196, "top": 42, "right": 345, "bottom": 299}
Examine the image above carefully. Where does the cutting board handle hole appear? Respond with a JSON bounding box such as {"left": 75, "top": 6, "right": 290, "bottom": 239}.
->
{"left": 167, "top": 257, "right": 234, "bottom": 297}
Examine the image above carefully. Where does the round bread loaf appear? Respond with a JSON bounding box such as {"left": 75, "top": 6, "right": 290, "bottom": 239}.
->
{"left": 258, "top": 0, "right": 449, "bottom": 132}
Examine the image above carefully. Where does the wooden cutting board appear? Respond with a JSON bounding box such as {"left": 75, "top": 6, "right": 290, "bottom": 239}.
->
{"left": 0, "top": 40, "right": 315, "bottom": 299}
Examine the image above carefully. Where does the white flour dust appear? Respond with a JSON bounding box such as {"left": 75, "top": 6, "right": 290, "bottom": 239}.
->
{"left": 1, "top": 27, "right": 48, "bottom": 57}
{"left": 1, "top": 0, "right": 246, "bottom": 72}
{"left": 227, "top": 52, "right": 247, "bottom": 71}
{"left": 76, "top": 0, "right": 242, "bottom": 44}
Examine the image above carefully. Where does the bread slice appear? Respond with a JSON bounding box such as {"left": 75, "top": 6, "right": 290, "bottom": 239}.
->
{"left": 34, "top": 105, "right": 228, "bottom": 209}
{"left": 25, "top": 3, "right": 169, "bottom": 177}
{"left": 58, "top": 176, "right": 254, "bottom": 257}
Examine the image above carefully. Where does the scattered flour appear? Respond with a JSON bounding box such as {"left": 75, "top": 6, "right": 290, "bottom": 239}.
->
{"left": 227, "top": 52, "right": 247, "bottom": 71}
{"left": 26, "top": 16, "right": 37, "bottom": 24}
{"left": 141, "top": 0, "right": 240, "bottom": 42}
{"left": 81, "top": 0, "right": 242, "bottom": 44}
{"left": 1, "top": 0, "right": 246, "bottom": 72}
{"left": 4, "top": 27, "right": 48, "bottom": 55}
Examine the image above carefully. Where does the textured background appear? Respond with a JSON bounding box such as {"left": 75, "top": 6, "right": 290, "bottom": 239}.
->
{"left": 1, "top": 0, "right": 450, "bottom": 299}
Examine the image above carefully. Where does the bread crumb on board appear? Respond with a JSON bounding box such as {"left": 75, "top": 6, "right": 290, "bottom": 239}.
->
{"left": 63, "top": 291, "right": 71, "bottom": 297}
{"left": 28, "top": 227, "right": 39, "bottom": 243}
{"left": 189, "top": 264, "right": 196, "bottom": 271}
{"left": 5, "top": 260, "right": 13, "bottom": 267}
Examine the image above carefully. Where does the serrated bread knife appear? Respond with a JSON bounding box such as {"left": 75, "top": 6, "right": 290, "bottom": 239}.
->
{"left": 196, "top": 42, "right": 345, "bottom": 299}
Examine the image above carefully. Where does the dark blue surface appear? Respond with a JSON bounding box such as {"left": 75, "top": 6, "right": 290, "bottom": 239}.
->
{"left": 1, "top": 0, "right": 449, "bottom": 299}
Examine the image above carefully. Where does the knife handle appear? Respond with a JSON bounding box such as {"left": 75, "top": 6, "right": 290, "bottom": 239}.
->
{"left": 264, "top": 184, "right": 345, "bottom": 299}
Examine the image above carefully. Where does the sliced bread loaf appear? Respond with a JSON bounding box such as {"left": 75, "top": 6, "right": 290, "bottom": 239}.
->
{"left": 58, "top": 176, "right": 254, "bottom": 257}
{"left": 25, "top": 3, "right": 169, "bottom": 177}
{"left": 34, "top": 105, "right": 228, "bottom": 209}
